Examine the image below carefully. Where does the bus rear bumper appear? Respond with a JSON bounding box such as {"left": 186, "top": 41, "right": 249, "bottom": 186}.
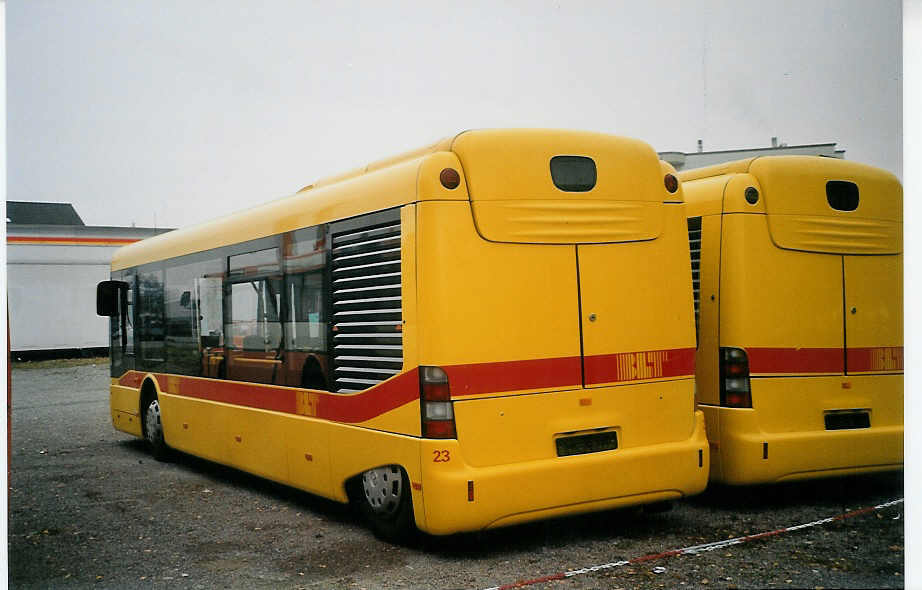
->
{"left": 416, "top": 411, "right": 709, "bottom": 535}
{"left": 702, "top": 405, "right": 903, "bottom": 485}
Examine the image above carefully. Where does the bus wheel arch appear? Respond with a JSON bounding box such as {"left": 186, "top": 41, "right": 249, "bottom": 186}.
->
{"left": 346, "top": 464, "right": 416, "bottom": 542}
{"left": 139, "top": 378, "right": 170, "bottom": 461}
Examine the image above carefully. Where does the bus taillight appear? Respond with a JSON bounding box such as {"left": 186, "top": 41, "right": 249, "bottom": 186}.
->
{"left": 420, "top": 366, "right": 456, "bottom": 438}
{"left": 720, "top": 347, "right": 752, "bottom": 408}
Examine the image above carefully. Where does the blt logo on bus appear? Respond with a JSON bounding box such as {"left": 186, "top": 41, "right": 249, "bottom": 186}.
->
{"left": 615, "top": 351, "right": 668, "bottom": 382}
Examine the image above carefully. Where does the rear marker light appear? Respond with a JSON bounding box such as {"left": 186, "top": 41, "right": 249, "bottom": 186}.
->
{"left": 664, "top": 173, "right": 679, "bottom": 193}
{"left": 468, "top": 480, "right": 474, "bottom": 502}
{"left": 440, "top": 168, "right": 461, "bottom": 189}
{"left": 745, "top": 186, "right": 760, "bottom": 204}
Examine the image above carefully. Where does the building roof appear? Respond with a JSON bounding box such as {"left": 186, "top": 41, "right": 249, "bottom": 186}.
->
{"left": 6, "top": 201, "right": 85, "bottom": 225}
{"left": 658, "top": 142, "right": 845, "bottom": 171}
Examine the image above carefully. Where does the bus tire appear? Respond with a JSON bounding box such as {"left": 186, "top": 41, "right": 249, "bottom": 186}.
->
{"left": 355, "top": 465, "right": 415, "bottom": 542}
{"left": 141, "top": 392, "right": 170, "bottom": 462}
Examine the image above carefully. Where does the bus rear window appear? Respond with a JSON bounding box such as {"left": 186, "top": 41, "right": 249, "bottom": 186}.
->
{"left": 550, "top": 155, "right": 596, "bottom": 192}
{"left": 826, "top": 181, "right": 859, "bottom": 211}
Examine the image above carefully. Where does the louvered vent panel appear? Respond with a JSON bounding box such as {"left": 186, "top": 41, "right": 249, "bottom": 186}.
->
{"left": 330, "top": 217, "right": 403, "bottom": 393}
{"left": 687, "top": 216, "right": 702, "bottom": 335}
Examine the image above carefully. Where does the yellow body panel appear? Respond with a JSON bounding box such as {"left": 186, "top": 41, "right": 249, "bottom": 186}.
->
{"left": 578, "top": 204, "right": 695, "bottom": 377}
{"left": 415, "top": 200, "right": 581, "bottom": 371}
{"left": 420, "top": 409, "right": 707, "bottom": 534}
{"left": 452, "top": 129, "right": 665, "bottom": 203}
{"left": 110, "top": 384, "right": 142, "bottom": 436}
{"left": 472, "top": 199, "right": 664, "bottom": 244}
{"left": 703, "top": 375, "right": 902, "bottom": 484}
{"left": 844, "top": 254, "right": 903, "bottom": 374}
{"left": 684, "top": 155, "right": 904, "bottom": 485}
{"left": 454, "top": 379, "right": 700, "bottom": 468}
{"left": 719, "top": 214, "right": 843, "bottom": 355}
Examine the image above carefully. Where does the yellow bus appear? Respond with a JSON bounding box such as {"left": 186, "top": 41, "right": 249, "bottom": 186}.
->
{"left": 680, "top": 156, "right": 903, "bottom": 485}
{"left": 97, "top": 129, "right": 708, "bottom": 538}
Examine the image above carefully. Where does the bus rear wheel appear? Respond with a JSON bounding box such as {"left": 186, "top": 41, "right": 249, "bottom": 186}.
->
{"left": 356, "top": 465, "right": 415, "bottom": 542}
{"left": 142, "top": 395, "right": 170, "bottom": 461}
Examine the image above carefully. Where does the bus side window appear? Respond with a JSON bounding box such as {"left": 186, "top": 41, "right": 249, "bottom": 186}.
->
{"left": 286, "top": 271, "right": 327, "bottom": 390}
{"left": 137, "top": 269, "right": 166, "bottom": 366}
{"left": 122, "top": 283, "right": 134, "bottom": 356}
{"left": 287, "top": 272, "right": 325, "bottom": 351}
{"left": 228, "top": 279, "right": 282, "bottom": 351}
{"left": 196, "top": 276, "right": 223, "bottom": 349}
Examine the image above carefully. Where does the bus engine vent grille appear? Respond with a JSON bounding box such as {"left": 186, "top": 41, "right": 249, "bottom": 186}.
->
{"left": 330, "top": 212, "right": 403, "bottom": 393}
{"left": 687, "top": 216, "right": 702, "bottom": 336}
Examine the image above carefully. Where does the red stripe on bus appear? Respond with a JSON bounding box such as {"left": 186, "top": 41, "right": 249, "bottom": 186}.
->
{"left": 115, "top": 348, "right": 695, "bottom": 423}
{"left": 119, "top": 370, "right": 420, "bottom": 424}
{"left": 444, "top": 357, "right": 582, "bottom": 397}
{"left": 746, "top": 347, "right": 843, "bottom": 374}
{"left": 583, "top": 347, "right": 696, "bottom": 385}
{"left": 846, "top": 346, "right": 903, "bottom": 373}
{"left": 118, "top": 372, "right": 145, "bottom": 388}
{"left": 315, "top": 369, "right": 419, "bottom": 423}
{"left": 154, "top": 374, "right": 299, "bottom": 414}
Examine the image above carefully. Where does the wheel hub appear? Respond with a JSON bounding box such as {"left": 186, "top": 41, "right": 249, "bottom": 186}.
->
{"left": 145, "top": 399, "right": 162, "bottom": 443}
{"left": 362, "top": 466, "right": 402, "bottom": 515}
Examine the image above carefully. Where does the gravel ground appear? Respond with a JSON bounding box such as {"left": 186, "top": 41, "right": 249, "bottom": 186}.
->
{"left": 8, "top": 360, "right": 905, "bottom": 589}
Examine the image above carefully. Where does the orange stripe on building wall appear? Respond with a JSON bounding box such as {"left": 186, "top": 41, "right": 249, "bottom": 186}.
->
{"left": 7, "top": 236, "right": 141, "bottom": 246}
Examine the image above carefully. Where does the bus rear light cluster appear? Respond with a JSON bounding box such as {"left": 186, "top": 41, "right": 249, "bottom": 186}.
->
{"left": 420, "top": 366, "right": 456, "bottom": 438}
{"left": 720, "top": 347, "right": 752, "bottom": 408}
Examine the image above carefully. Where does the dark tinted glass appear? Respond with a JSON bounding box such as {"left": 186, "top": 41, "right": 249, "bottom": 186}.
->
{"left": 137, "top": 269, "right": 165, "bottom": 367}
{"left": 164, "top": 256, "right": 224, "bottom": 376}
{"left": 826, "top": 181, "right": 859, "bottom": 211}
{"left": 550, "top": 155, "right": 596, "bottom": 192}
{"left": 117, "top": 209, "right": 401, "bottom": 393}
{"left": 109, "top": 270, "right": 135, "bottom": 377}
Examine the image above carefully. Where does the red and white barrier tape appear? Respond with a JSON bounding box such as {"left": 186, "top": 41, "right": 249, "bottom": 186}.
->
{"left": 482, "top": 497, "right": 903, "bottom": 590}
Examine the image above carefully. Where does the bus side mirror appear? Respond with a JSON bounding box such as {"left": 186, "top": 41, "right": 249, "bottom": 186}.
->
{"left": 97, "top": 280, "right": 127, "bottom": 316}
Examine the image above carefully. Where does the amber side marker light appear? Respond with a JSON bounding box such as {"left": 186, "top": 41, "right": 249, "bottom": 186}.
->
{"left": 440, "top": 168, "right": 461, "bottom": 189}
{"left": 664, "top": 174, "right": 679, "bottom": 193}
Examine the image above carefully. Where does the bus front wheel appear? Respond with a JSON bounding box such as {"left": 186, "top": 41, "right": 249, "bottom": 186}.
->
{"left": 355, "top": 465, "right": 415, "bottom": 542}
{"left": 142, "top": 395, "right": 170, "bottom": 462}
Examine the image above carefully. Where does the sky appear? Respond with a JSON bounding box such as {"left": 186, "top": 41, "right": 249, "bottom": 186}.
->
{"left": 6, "top": 0, "right": 902, "bottom": 230}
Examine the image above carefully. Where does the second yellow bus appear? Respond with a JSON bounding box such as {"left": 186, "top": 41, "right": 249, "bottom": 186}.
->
{"left": 680, "top": 156, "right": 903, "bottom": 485}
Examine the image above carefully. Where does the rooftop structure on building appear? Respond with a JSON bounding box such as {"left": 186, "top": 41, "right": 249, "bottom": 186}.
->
{"left": 659, "top": 137, "right": 845, "bottom": 171}
{"left": 7, "top": 201, "right": 85, "bottom": 225}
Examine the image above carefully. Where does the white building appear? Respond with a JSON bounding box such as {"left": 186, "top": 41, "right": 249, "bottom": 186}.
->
{"left": 6, "top": 201, "right": 170, "bottom": 358}
{"left": 659, "top": 138, "right": 845, "bottom": 171}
